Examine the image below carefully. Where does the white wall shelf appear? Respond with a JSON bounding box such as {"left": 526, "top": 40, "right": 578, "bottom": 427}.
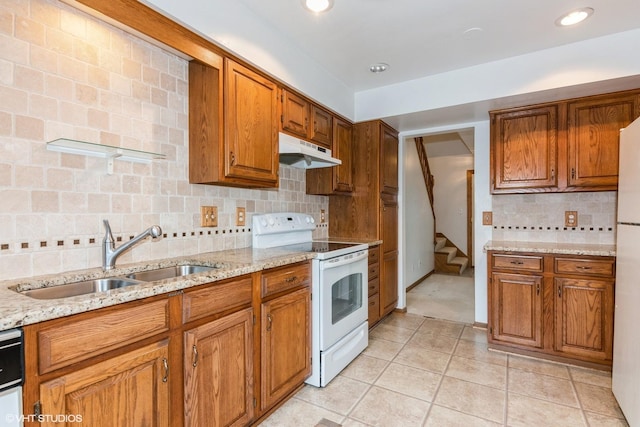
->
{"left": 46, "top": 138, "right": 166, "bottom": 174}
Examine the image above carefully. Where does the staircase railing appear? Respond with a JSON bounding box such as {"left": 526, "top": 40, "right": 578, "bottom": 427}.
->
{"left": 415, "top": 137, "right": 436, "bottom": 241}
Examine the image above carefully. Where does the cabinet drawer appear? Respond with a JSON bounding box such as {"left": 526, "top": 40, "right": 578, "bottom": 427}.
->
{"left": 183, "top": 276, "right": 253, "bottom": 323}
{"left": 555, "top": 257, "right": 615, "bottom": 277}
{"left": 368, "top": 262, "right": 380, "bottom": 281}
{"left": 492, "top": 254, "right": 543, "bottom": 272}
{"left": 368, "top": 246, "right": 380, "bottom": 265}
{"left": 368, "top": 277, "right": 380, "bottom": 297}
{"left": 368, "top": 293, "right": 380, "bottom": 327}
{"left": 38, "top": 299, "right": 170, "bottom": 374}
{"left": 261, "top": 262, "right": 311, "bottom": 298}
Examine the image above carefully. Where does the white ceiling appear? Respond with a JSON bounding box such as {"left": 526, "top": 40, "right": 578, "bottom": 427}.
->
{"left": 235, "top": 0, "right": 640, "bottom": 92}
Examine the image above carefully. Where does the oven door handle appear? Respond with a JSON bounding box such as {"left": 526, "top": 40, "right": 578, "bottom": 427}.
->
{"left": 321, "top": 251, "right": 368, "bottom": 270}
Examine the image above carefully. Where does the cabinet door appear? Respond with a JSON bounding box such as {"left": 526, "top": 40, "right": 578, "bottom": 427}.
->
{"left": 309, "top": 104, "right": 332, "bottom": 148}
{"left": 39, "top": 340, "right": 170, "bottom": 427}
{"left": 281, "top": 90, "right": 309, "bottom": 139}
{"left": 224, "top": 59, "right": 278, "bottom": 186}
{"left": 184, "top": 308, "right": 254, "bottom": 427}
{"left": 491, "top": 106, "right": 558, "bottom": 192}
{"left": 381, "top": 124, "right": 399, "bottom": 194}
{"left": 381, "top": 196, "right": 398, "bottom": 253}
{"left": 490, "top": 273, "right": 543, "bottom": 348}
{"left": 380, "top": 251, "right": 398, "bottom": 317}
{"left": 261, "top": 287, "right": 310, "bottom": 410}
{"left": 567, "top": 94, "right": 639, "bottom": 189}
{"left": 555, "top": 277, "right": 614, "bottom": 361}
{"left": 306, "top": 117, "right": 353, "bottom": 195}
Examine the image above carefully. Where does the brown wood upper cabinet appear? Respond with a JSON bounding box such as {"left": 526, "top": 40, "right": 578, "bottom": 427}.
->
{"left": 490, "top": 89, "right": 640, "bottom": 194}
{"left": 306, "top": 117, "right": 354, "bottom": 195}
{"left": 189, "top": 58, "right": 279, "bottom": 188}
{"left": 381, "top": 124, "right": 399, "bottom": 194}
{"left": 281, "top": 89, "right": 333, "bottom": 148}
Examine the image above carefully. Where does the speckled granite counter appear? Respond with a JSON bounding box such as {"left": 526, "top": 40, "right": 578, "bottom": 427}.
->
{"left": 0, "top": 246, "right": 318, "bottom": 332}
{"left": 483, "top": 240, "right": 616, "bottom": 257}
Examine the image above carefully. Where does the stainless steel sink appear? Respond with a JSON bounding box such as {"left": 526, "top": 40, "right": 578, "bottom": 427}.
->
{"left": 21, "top": 278, "right": 145, "bottom": 300}
{"left": 125, "top": 265, "right": 217, "bottom": 282}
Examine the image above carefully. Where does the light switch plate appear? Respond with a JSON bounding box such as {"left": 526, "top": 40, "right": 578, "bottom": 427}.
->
{"left": 565, "top": 211, "right": 578, "bottom": 227}
{"left": 482, "top": 211, "right": 493, "bottom": 225}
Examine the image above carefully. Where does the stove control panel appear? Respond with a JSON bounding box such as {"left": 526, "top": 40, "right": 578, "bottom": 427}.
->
{"left": 252, "top": 212, "right": 316, "bottom": 235}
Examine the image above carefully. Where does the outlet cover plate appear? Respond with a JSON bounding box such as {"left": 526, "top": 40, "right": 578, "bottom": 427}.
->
{"left": 236, "top": 207, "right": 246, "bottom": 226}
{"left": 565, "top": 211, "right": 578, "bottom": 227}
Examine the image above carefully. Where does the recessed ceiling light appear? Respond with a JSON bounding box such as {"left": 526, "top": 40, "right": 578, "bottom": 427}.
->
{"left": 369, "top": 63, "right": 389, "bottom": 73}
{"left": 301, "top": 0, "right": 334, "bottom": 13}
{"left": 556, "top": 7, "right": 594, "bottom": 26}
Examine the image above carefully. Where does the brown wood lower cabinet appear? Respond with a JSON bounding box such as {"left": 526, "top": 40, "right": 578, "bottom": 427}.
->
{"left": 23, "top": 261, "right": 312, "bottom": 427}
{"left": 39, "top": 340, "right": 170, "bottom": 427}
{"left": 488, "top": 251, "right": 615, "bottom": 367}
{"left": 184, "top": 308, "right": 254, "bottom": 427}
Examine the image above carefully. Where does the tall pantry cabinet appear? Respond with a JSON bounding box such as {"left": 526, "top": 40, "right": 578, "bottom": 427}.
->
{"left": 329, "top": 120, "right": 399, "bottom": 325}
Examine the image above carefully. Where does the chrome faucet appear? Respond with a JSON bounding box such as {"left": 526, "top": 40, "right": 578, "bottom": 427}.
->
{"left": 102, "top": 220, "right": 162, "bottom": 271}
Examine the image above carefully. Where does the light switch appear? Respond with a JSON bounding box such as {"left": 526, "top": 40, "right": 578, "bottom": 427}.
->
{"left": 482, "top": 211, "right": 493, "bottom": 225}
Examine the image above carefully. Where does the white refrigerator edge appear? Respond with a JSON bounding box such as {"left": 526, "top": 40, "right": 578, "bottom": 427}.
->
{"left": 613, "top": 116, "right": 640, "bottom": 427}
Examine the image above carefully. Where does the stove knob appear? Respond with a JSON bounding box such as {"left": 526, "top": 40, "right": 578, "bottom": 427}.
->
{"left": 260, "top": 219, "right": 268, "bottom": 227}
{"left": 309, "top": 217, "right": 315, "bottom": 224}
{"left": 268, "top": 217, "right": 275, "bottom": 226}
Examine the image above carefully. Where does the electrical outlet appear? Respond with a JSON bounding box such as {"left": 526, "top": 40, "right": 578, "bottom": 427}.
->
{"left": 200, "top": 206, "right": 217, "bottom": 227}
{"left": 320, "top": 209, "right": 326, "bottom": 223}
{"left": 482, "top": 211, "right": 493, "bottom": 225}
{"left": 236, "top": 207, "right": 246, "bottom": 226}
{"left": 565, "top": 211, "right": 578, "bottom": 227}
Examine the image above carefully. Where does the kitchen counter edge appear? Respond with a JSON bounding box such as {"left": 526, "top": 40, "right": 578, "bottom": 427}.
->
{"left": 0, "top": 246, "right": 317, "bottom": 332}
{"left": 483, "top": 240, "right": 616, "bottom": 257}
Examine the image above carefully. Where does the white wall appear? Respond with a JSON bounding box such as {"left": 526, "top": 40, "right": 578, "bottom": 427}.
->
{"left": 430, "top": 154, "right": 473, "bottom": 254}
{"left": 401, "top": 138, "right": 435, "bottom": 295}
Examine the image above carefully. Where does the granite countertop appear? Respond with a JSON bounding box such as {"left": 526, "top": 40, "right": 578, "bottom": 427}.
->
{"left": 0, "top": 246, "right": 318, "bottom": 332}
{"left": 483, "top": 240, "right": 616, "bottom": 257}
{"left": 325, "top": 237, "right": 383, "bottom": 246}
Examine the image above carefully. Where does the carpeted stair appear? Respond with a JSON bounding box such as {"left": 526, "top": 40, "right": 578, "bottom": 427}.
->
{"left": 435, "top": 234, "right": 468, "bottom": 275}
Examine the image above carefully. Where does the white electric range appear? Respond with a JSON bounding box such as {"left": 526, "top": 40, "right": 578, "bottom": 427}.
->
{"left": 252, "top": 212, "right": 369, "bottom": 387}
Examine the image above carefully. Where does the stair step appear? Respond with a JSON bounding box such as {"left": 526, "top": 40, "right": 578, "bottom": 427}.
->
{"left": 435, "top": 237, "right": 446, "bottom": 251}
{"left": 436, "top": 246, "right": 457, "bottom": 263}
{"left": 450, "top": 256, "right": 469, "bottom": 274}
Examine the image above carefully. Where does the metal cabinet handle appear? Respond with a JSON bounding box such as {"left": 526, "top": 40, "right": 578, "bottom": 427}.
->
{"left": 284, "top": 276, "right": 297, "bottom": 283}
{"left": 510, "top": 260, "right": 524, "bottom": 265}
{"left": 558, "top": 287, "right": 562, "bottom": 298}
{"left": 551, "top": 168, "right": 555, "bottom": 180}
{"left": 536, "top": 283, "right": 540, "bottom": 295}
{"left": 230, "top": 151, "right": 236, "bottom": 166}
{"left": 576, "top": 265, "right": 592, "bottom": 270}
{"left": 192, "top": 344, "right": 198, "bottom": 368}
{"left": 571, "top": 168, "right": 576, "bottom": 179}
{"left": 266, "top": 314, "right": 273, "bottom": 331}
{"left": 162, "top": 357, "right": 169, "bottom": 383}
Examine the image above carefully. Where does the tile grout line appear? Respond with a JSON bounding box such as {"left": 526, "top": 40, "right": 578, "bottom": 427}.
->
{"left": 504, "top": 355, "right": 511, "bottom": 426}
{"left": 567, "top": 368, "right": 592, "bottom": 427}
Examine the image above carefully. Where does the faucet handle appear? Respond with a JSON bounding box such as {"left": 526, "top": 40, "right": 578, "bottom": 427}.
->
{"left": 103, "top": 219, "right": 114, "bottom": 243}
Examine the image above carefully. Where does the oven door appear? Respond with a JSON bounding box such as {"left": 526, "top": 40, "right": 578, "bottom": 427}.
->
{"left": 318, "top": 250, "right": 368, "bottom": 350}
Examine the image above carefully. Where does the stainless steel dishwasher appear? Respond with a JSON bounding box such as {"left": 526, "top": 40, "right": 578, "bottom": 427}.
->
{"left": 0, "top": 329, "right": 23, "bottom": 427}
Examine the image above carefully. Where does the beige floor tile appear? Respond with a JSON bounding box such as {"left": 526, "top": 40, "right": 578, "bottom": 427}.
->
{"left": 460, "top": 325, "right": 488, "bottom": 344}
{"left": 340, "top": 354, "right": 389, "bottom": 384}
{"left": 406, "top": 273, "right": 474, "bottom": 324}
{"left": 349, "top": 386, "right": 431, "bottom": 427}
{"left": 445, "top": 356, "right": 507, "bottom": 389}
{"left": 508, "top": 368, "right": 579, "bottom": 407}
{"left": 295, "top": 376, "right": 369, "bottom": 415}
{"left": 434, "top": 376, "right": 505, "bottom": 423}
{"left": 369, "top": 323, "right": 415, "bottom": 344}
{"left": 362, "top": 337, "right": 404, "bottom": 361}
{"left": 258, "top": 397, "right": 344, "bottom": 427}
{"left": 584, "top": 411, "right": 630, "bottom": 427}
{"left": 418, "top": 318, "right": 465, "bottom": 338}
{"left": 375, "top": 362, "right": 442, "bottom": 402}
{"left": 454, "top": 339, "right": 507, "bottom": 366}
{"left": 381, "top": 312, "right": 425, "bottom": 331}
{"left": 569, "top": 366, "right": 612, "bottom": 388}
{"left": 341, "top": 418, "right": 373, "bottom": 427}
{"left": 574, "top": 382, "right": 625, "bottom": 419}
{"left": 425, "top": 405, "right": 502, "bottom": 427}
{"left": 408, "top": 330, "right": 458, "bottom": 354}
{"left": 395, "top": 342, "right": 452, "bottom": 374}
{"left": 508, "top": 354, "right": 570, "bottom": 379}
{"left": 507, "top": 393, "right": 586, "bottom": 427}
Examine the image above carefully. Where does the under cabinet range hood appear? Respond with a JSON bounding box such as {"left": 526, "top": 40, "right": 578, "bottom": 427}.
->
{"left": 278, "top": 132, "right": 341, "bottom": 169}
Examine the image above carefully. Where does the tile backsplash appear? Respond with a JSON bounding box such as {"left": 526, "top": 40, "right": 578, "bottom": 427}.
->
{"left": 0, "top": 0, "right": 327, "bottom": 280}
{"left": 491, "top": 192, "right": 617, "bottom": 244}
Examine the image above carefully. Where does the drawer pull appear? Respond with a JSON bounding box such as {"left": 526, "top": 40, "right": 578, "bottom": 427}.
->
{"left": 162, "top": 357, "right": 169, "bottom": 383}
{"left": 510, "top": 260, "right": 524, "bottom": 265}
{"left": 369, "top": 300, "right": 375, "bottom": 306}
{"left": 576, "top": 266, "right": 592, "bottom": 270}
{"left": 192, "top": 345, "right": 198, "bottom": 368}
{"left": 285, "top": 276, "right": 298, "bottom": 283}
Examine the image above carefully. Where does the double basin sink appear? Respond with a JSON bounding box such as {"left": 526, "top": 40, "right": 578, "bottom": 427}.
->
{"left": 20, "top": 265, "right": 218, "bottom": 300}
